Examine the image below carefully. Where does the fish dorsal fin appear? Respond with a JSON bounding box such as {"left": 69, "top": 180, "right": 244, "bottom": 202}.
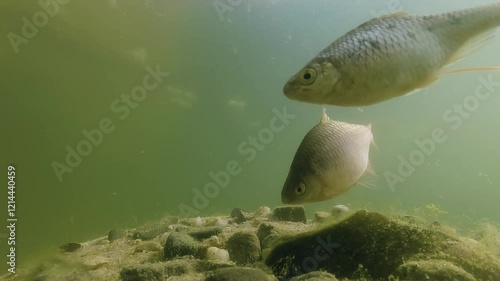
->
{"left": 377, "top": 11, "right": 411, "bottom": 20}
{"left": 320, "top": 107, "right": 330, "bottom": 124}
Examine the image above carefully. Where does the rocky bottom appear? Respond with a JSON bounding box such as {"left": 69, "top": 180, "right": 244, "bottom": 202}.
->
{"left": 1, "top": 206, "right": 500, "bottom": 281}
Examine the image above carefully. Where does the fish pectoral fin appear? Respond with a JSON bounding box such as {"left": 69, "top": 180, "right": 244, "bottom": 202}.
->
{"left": 442, "top": 66, "right": 500, "bottom": 76}
{"left": 445, "top": 29, "right": 497, "bottom": 66}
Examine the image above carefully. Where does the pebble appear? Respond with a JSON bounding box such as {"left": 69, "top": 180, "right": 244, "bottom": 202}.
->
{"left": 189, "top": 227, "right": 223, "bottom": 240}
{"left": 231, "top": 208, "right": 253, "bottom": 223}
{"left": 108, "top": 229, "right": 127, "bottom": 242}
{"left": 314, "top": 211, "right": 332, "bottom": 223}
{"left": 206, "top": 235, "right": 223, "bottom": 247}
{"left": 271, "top": 206, "right": 307, "bottom": 223}
{"left": 134, "top": 241, "right": 162, "bottom": 253}
{"left": 331, "top": 205, "right": 349, "bottom": 219}
{"left": 261, "top": 233, "right": 280, "bottom": 250}
{"left": 257, "top": 223, "right": 278, "bottom": 245}
{"left": 254, "top": 206, "right": 272, "bottom": 218}
{"left": 206, "top": 247, "right": 230, "bottom": 262}
{"left": 164, "top": 232, "right": 204, "bottom": 259}
{"left": 226, "top": 231, "right": 261, "bottom": 265}
{"left": 133, "top": 217, "right": 177, "bottom": 240}
{"left": 204, "top": 267, "right": 274, "bottom": 281}
{"left": 60, "top": 242, "right": 82, "bottom": 253}
{"left": 120, "top": 265, "right": 163, "bottom": 281}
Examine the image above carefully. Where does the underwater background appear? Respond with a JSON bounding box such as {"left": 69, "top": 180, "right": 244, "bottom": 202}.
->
{"left": 1, "top": 0, "right": 500, "bottom": 272}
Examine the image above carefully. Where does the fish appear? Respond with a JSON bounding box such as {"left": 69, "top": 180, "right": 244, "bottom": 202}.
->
{"left": 281, "top": 108, "right": 374, "bottom": 204}
{"left": 283, "top": 3, "right": 500, "bottom": 106}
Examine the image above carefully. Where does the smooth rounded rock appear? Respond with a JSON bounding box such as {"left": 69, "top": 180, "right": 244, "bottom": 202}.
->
{"left": 206, "top": 247, "right": 230, "bottom": 262}
{"left": 226, "top": 231, "right": 261, "bottom": 265}
{"left": 164, "top": 232, "right": 203, "bottom": 259}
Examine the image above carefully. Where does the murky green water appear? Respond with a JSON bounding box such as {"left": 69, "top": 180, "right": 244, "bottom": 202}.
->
{"left": 2, "top": 0, "right": 500, "bottom": 273}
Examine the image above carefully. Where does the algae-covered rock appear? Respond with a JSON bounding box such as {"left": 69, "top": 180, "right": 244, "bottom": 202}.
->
{"left": 289, "top": 271, "right": 338, "bottom": 280}
{"left": 265, "top": 210, "right": 500, "bottom": 280}
{"left": 397, "top": 259, "right": 476, "bottom": 281}
{"left": 226, "top": 231, "right": 261, "bottom": 265}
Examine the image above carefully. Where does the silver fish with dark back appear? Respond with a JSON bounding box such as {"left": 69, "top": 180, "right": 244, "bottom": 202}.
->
{"left": 284, "top": 3, "right": 500, "bottom": 106}
{"left": 281, "top": 108, "right": 374, "bottom": 204}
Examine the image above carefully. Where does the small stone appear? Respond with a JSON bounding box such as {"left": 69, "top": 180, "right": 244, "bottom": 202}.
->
{"left": 135, "top": 241, "right": 162, "bottom": 253}
{"left": 205, "top": 267, "right": 273, "bottom": 281}
{"left": 196, "top": 260, "right": 235, "bottom": 272}
{"left": 271, "top": 206, "right": 307, "bottom": 223}
{"left": 163, "top": 260, "right": 194, "bottom": 277}
{"left": 331, "top": 205, "right": 349, "bottom": 219}
{"left": 108, "top": 228, "right": 127, "bottom": 242}
{"left": 254, "top": 206, "right": 272, "bottom": 218}
{"left": 315, "top": 211, "right": 332, "bottom": 223}
{"left": 60, "top": 242, "right": 82, "bottom": 253}
{"left": 261, "top": 234, "right": 280, "bottom": 250}
{"left": 226, "top": 231, "right": 261, "bottom": 265}
{"left": 120, "top": 265, "right": 164, "bottom": 281}
{"left": 289, "top": 271, "right": 339, "bottom": 281}
{"left": 164, "top": 232, "right": 204, "bottom": 259}
{"left": 431, "top": 220, "right": 441, "bottom": 229}
{"left": 189, "top": 227, "right": 222, "bottom": 240}
{"left": 257, "top": 223, "right": 278, "bottom": 245}
{"left": 206, "top": 235, "right": 223, "bottom": 247}
{"left": 84, "top": 256, "right": 110, "bottom": 270}
{"left": 133, "top": 217, "right": 177, "bottom": 240}
{"left": 206, "top": 247, "right": 230, "bottom": 262}
{"left": 231, "top": 208, "right": 252, "bottom": 223}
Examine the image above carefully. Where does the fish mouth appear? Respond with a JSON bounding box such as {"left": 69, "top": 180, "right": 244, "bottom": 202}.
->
{"left": 283, "top": 76, "right": 297, "bottom": 98}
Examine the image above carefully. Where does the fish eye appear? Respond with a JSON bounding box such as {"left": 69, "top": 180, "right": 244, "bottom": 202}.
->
{"left": 299, "top": 68, "right": 316, "bottom": 85}
{"left": 294, "top": 183, "right": 306, "bottom": 196}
